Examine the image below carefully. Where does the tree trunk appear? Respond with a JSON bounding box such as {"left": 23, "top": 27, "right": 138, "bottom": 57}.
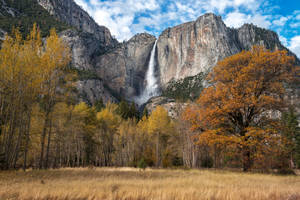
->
{"left": 45, "top": 117, "right": 52, "bottom": 169}
{"left": 39, "top": 111, "right": 50, "bottom": 169}
{"left": 156, "top": 133, "right": 160, "bottom": 167}
{"left": 13, "top": 122, "right": 24, "bottom": 169}
{"left": 5, "top": 109, "right": 17, "bottom": 169}
{"left": 23, "top": 113, "right": 31, "bottom": 171}
{"left": 242, "top": 147, "right": 251, "bottom": 172}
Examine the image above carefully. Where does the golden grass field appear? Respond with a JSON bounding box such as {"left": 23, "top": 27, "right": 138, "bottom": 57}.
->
{"left": 0, "top": 168, "right": 300, "bottom": 200}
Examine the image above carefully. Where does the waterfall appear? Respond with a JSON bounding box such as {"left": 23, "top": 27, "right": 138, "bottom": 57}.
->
{"left": 134, "top": 40, "right": 159, "bottom": 105}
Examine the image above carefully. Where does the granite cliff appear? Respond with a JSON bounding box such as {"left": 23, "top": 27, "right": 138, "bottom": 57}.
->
{"left": 37, "top": 0, "right": 156, "bottom": 103}
{"left": 157, "top": 13, "right": 296, "bottom": 88}
{"left": 35, "top": 0, "right": 120, "bottom": 103}
{"left": 95, "top": 33, "right": 156, "bottom": 100}
{"left": 37, "top": 0, "right": 117, "bottom": 48}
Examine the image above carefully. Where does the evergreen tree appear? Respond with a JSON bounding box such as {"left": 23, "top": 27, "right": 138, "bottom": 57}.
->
{"left": 282, "top": 107, "right": 300, "bottom": 168}
{"left": 95, "top": 99, "right": 105, "bottom": 112}
{"left": 117, "top": 100, "right": 130, "bottom": 119}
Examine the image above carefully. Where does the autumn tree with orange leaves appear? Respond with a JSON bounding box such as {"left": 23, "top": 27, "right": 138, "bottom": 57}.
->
{"left": 183, "top": 46, "right": 298, "bottom": 171}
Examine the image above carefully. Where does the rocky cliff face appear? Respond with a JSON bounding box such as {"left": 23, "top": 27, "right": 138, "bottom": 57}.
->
{"left": 36, "top": 0, "right": 120, "bottom": 104}
{"left": 0, "top": 0, "right": 18, "bottom": 17}
{"left": 157, "top": 13, "right": 295, "bottom": 87}
{"left": 95, "top": 33, "right": 156, "bottom": 100}
{"left": 36, "top": 0, "right": 157, "bottom": 103}
{"left": 60, "top": 29, "right": 100, "bottom": 71}
{"left": 37, "top": 0, "right": 117, "bottom": 49}
{"left": 145, "top": 96, "right": 190, "bottom": 119}
{"left": 76, "top": 79, "right": 118, "bottom": 104}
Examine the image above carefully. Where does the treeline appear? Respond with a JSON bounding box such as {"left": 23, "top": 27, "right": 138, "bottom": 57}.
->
{"left": 0, "top": 26, "right": 182, "bottom": 170}
{"left": 0, "top": 25, "right": 73, "bottom": 170}
{"left": 1, "top": 26, "right": 300, "bottom": 172}
{"left": 27, "top": 101, "right": 179, "bottom": 168}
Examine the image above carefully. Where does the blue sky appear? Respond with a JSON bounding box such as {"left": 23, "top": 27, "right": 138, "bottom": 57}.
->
{"left": 74, "top": 0, "right": 300, "bottom": 57}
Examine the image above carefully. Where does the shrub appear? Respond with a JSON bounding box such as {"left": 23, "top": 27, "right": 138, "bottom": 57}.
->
{"left": 137, "top": 158, "right": 147, "bottom": 170}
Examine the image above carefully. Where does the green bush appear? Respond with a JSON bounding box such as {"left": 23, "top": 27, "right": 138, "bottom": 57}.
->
{"left": 162, "top": 72, "right": 206, "bottom": 102}
{"left": 137, "top": 158, "right": 147, "bottom": 170}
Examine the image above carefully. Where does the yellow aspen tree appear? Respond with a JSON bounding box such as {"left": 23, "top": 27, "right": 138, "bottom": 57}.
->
{"left": 147, "top": 106, "right": 174, "bottom": 167}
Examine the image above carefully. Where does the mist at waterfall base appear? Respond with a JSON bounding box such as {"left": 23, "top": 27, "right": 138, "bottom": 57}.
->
{"left": 134, "top": 40, "right": 160, "bottom": 106}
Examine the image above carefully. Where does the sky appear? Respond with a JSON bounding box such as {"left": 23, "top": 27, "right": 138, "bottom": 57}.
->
{"left": 74, "top": 0, "right": 300, "bottom": 58}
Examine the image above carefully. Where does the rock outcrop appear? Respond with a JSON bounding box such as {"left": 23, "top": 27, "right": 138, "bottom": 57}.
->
{"left": 145, "top": 96, "right": 189, "bottom": 118}
{"left": 59, "top": 29, "right": 156, "bottom": 103}
{"left": 60, "top": 29, "right": 119, "bottom": 104}
{"left": 34, "top": 0, "right": 120, "bottom": 104}
{"left": 37, "top": 0, "right": 117, "bottom": 49}
{"left": 60, "top": 29, "right": 101, "bottom": 71}
{"left": 0, "top": 0, "right": 18, "bottom": 17}
{"left": 95, "top": 33, "right": 156, "bottom": 100}
{"left": 157, "top": 13, "right": 296, "bottom": 87}
{"left": 76, "top": 79, "right": 118, "bottom": 104}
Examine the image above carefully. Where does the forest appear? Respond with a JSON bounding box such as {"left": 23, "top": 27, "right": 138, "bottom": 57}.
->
{"left": 0, "top": 25, "right": 300, "bottom": 173}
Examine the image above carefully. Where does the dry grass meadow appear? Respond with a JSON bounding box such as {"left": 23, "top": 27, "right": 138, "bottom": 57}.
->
{"left": 0, "top": 167, "right": 300, "bottom": 200}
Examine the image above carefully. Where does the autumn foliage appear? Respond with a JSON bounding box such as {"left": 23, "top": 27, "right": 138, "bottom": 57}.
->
{"left": 0, "top": 24, "right": 299, "bottom": 172}
{"left": 0, "top": 25, "right": 71, "bottom": 170}
{"left": 183, "top": 46, "right": 298, "bottom": 171}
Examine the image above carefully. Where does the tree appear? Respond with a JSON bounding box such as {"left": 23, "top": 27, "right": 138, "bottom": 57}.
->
{"left": 94, "top": 99, "right": 105, "bottom": 112}
{"left": 117, "top": 100, "right": 139, "bottom": 120}
{"left": 281, "top": 107, "right": 300, "bottom": 168}
{"left": 147, "top": 106, "right": 174, "bottom": 167}
{"left": 39, "top": 28, "right": 71, "bottom": 169}
{"left": 117, "top": 100, "right": 130, "bottom": 119}
{"left": 142, "top": 108, "right": 149, "bottom": 118}
{"left": 296, "top": 127, "right": 300, "bottom": 168}
{"left": 96, "top": 103, "right": 121, "bottom": 166}
{"left": 183, "top": 46, "right": 298, "bottom": 171}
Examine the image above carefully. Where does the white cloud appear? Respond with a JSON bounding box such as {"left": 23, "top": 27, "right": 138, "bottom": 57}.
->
{"left": 224, "top": 12, "right": 250, "bottom": 27}
{"left": 290, "top": 22, "right": 300, "bottom": 28}
{"left": 273, "top": 16, "right": 288, "bottom": 26}
{"left": 279, "top": 35, "right": 288, "bottom": 46}
{"left": 202, "top": 0, "right": 259, "bottom": 14}
{"left": 224, "top": 12, "right": 271, "bottom": 28}
{"left": 250, "top": 14, "right": 271, "bottom": 28}
{"left": 288, "top": 36, "right": 300, "bottom": 58}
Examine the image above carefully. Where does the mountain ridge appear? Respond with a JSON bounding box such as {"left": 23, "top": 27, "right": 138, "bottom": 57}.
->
{"left": 157, "top": 13, "right": 298, "bottom": 87}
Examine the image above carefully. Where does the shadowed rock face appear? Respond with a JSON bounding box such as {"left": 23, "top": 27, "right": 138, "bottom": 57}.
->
{"left": 95, "top": 33, "right": 156, "bottom": 100}
{"left": 157, "top": 13, "right": 296, "bottom": 88}
{"left": 60, "top": 29, "right": 100, "bottom": 71}
{"left": 76, "top": 79, "right": 118, "bottom": 104}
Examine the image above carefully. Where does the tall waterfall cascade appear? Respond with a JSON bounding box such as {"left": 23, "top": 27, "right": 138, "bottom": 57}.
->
{"left": 134, "top": 40, "right": 160, "bottom": 105}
